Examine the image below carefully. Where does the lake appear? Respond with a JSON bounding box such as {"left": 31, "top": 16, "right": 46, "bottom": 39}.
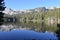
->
{"left": 0, "top": 30, "right": 58, "bottom": 40}
{"left": 1, "top": 18, "right": 59, "bottom": 40}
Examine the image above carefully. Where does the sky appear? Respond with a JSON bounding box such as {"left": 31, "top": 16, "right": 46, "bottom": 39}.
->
{"left": 4, "top": 0, "right": 60, "bottom": 10}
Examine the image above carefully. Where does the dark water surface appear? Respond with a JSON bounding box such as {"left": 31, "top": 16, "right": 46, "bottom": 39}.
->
{"left": 0, "top": 30, "right": 58, "bottom": 40}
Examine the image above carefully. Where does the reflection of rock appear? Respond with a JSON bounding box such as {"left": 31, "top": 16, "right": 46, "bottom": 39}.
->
{"left": 1, "top": 25, "right": 14, "bottom": 31}
{"left": 0, "top": 26, "right": 4, "bottom": 31}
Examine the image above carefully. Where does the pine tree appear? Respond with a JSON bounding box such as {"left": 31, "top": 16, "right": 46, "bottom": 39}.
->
{"left": 0, "top": 0, "right": 6, "bottom": 25}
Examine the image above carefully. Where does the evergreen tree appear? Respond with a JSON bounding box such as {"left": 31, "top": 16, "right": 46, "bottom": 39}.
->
{"left": 0, "top": 0, "right": 6, "bottom": 25}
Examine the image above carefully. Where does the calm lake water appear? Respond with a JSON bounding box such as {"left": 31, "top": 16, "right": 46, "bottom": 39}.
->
{"left": 0, "top": 30, "right": 58, "bottom": 40}
{"left": 1, "top": 19, "right": 59, "bottom": 40}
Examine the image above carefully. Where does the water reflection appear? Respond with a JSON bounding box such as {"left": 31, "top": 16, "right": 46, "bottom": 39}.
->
{"left": 1, "top": 20, "right": 58, "bottom": 33}
{"left": 16, "top": 20, "right": 58, "bottom": 33}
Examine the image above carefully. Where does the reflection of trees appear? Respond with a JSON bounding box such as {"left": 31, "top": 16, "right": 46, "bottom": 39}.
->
{"left": 56, "top": 8, "right": 60, "bottom": 40}
{"left": 17, "top": 20, "right": 58, "bottom": 32}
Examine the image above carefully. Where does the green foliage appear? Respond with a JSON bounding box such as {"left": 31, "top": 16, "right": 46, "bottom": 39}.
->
{"left": 12, "top": 8, "right": 60, "bottom": 32}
